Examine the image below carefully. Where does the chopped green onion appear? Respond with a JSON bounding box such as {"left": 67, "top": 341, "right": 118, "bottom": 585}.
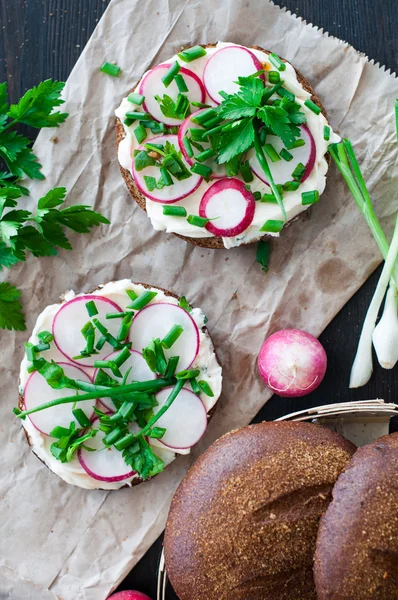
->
{"left": 277, "top": 87, "right": 295, "bottom": 101}
{"left": 162, "top": 205, "right": 187, "bottom": 217}
{"left": 117, "top": 311, "right": 134, "bottom": 341}
{"left": 94, "top": 360, "right": 122, "bottom": 378}
{"left": 128, "top": 291, "right": 157, "bottom": 310}
{"left": 256, "top": 240, "right": 271, "bottom": 273}
{"left": 283, "top": 180, "right": 300, "bottom": 192}
{"left": 126, "top": 289, "right": 138, "bottom": 302}
{"left": 38, "top": 330, "right": 54, "bottom": 344}
{"left": 304, "top": 99, "right": 322, "bottom": 115}
{"left": 280, "top": 148, "right": 293, "bottom": 162}
{"left": 289, "top": 138, "right": 306, "bottom": 149}
{"left": 191, "top": 101, "right": 211, "bottom": 108}
{"left": 148, "top": 427, "right": 166, "bottom": 439}
{"left": 113, "top": 346, "right": 132, "bottom": 368}
{"left": 204, "top": 124, "right": 224, "bottom": 138}
{"left": 178, "top": 45, "right": 207, "bottom": 62}
{"left": 33, "top": 342, "right": 50, "bottom": 353}
{"left": 261, "top": 192, "right": 278, "bottom": 203}
{"left": 125, "top": 111, "right": 152, "bottom": 121}
{"left": 106, "top": 312, "right": 127, "bottom": 319}
{"left": 182, "top": 136, "right": 194, "bottom": 158}
{"left": 175, "top": 368, "right": 201, "bottom": 380}
{"left": 100, "top": 62, "right": 120, "bottom": 77}
{"left": 253, "top": 130, "right": 286, "bottom": 221}
{"left": 268, "top": 70, "right": 281, "bottom": 84}
{"left": 189, "top": 128, "right": 208, "bottom": 142}
{"left": 174, "top": 73, "right": 189, "bottom": 93}
{"left": 25, "top": 342, "right": 35, "bottom": 362}
{"left": 49, "top": 425, "right": 71, "bottom": 438}
{"left": 268, "top": 53, "right": 286, "bottom": 71}
{"left": 115, "top": 433, "right": 136, "bottom": 451}
{"left": 124, "top": 117, "right": 134, "bottom": 127}
{"left": 162, "top": 325, "right": 184, "bottom": 349}
{"left": 195, "top": 148, "right": 216, "bottom": 162}
{"left": 253, "top": 191, "right": 262, "bottom": 201}
{"left": 187, "top": 214, "right": 209, "bottom": 227}
{"left": 159, "top": 167, "right": 173, "bottom": 187}
{"left": 190, "top": 377, "right": 201, "bottom": 394}
{"left": 165, "top": 356, "right": 179, "bottom": 378}
{"left": 263, "top": 143, "right": 280, "bottom": 162}
{"left": 128, "top": 92, "right": 145, "bottom": 105}
{"left": 27, "top": 364, "right": 36, "bottom": 374}
{"left": 119, "top": 401, "right": 135, "bottom": 420}
{"left": 191, "top": 163, "right": 212, "bottom": 179}
{"left": 191, "top": 108, "right": 217, "bottom": 125}
{"left": 292, "top": 162, "right": 306, "bottom": 181}
{"left": 301, "top": 190, "right": 320, "bottom": 205}
{"left": 104, "top": 427, "right": 125, "bottom": 446}
{"left": 144, "top": 175, "right": 157, "bottom": 192}
{"left": 72, "top": 408, "right": 91, "bottom": 428}
{"left": 202, "top": 114, "right": 223, "bottom": 129}
{"left": 85, "top": 300, "right": 98, "bottom": 317}
{"left": 95, "top": 335, "right": 107, "bottom": 351}
{"left": 260, "top": 219, "right": 284, "bottom": 233}
{"left": 198, "top": 380, "right": 214, "bottom": 397}
{"left": 324, "top": 125, "right": 331, "bottom": 141}
{"left": 134, "top": 123, "right": 147, "bottom": 144}
{"left": 161, "top": 61, "right": 180, "bottom": 87}
{"left": 262, "top": 81, "right": 284, "bottom": 103}
{"left": 240, "top": 160, "right": 254, "bottom": 182}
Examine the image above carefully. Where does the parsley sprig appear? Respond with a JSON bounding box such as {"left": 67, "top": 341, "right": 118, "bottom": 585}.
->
{"left": 0, "top": 80, "right": 110, "bottom": 331}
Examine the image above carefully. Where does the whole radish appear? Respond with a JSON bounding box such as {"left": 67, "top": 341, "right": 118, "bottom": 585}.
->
{"left": 108, "top": 591, "right": 152, "bottom": 600}
{"left": 258, "top": 329, "right": 327, "bottom": 397}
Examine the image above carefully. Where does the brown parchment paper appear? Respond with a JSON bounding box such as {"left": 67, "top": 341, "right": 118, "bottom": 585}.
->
{"left": 1, "top": 0, "right": 397, "bottom": 598}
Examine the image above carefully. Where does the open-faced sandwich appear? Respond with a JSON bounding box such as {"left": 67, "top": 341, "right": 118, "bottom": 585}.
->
{"left": 116, "top": 42, "right": 339, "bottom": 249}
{"left": 16, "top": 280, "right": 222, "bottom": 490}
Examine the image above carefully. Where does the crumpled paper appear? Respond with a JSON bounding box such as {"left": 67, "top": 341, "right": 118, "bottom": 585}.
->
{"left": 0, "top": 0, "right": 397, "bottom": 598}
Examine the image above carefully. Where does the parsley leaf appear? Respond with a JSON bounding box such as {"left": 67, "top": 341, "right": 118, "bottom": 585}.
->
{"left": 123, "top": 436, "right": 165, "bottom": 479}
{"left": 0, "top": 282, "right": 25, "bottom": 330}
{"left": 257, "top": 105, "right": 297, "bottom": 149}
{"left": 218, "top": 76, "right": 264, "bottom": 120}
{"left": 155, "top": 93, "right": 190, "bottom": 120}
{"left": 7, "top": 80, "right": 68, "bottom": 128}
{"left": 217, "top": 118, "right": 255, "bottom": 164}
{"left": 134, "top": 150, "right": 157, "bottom": 171}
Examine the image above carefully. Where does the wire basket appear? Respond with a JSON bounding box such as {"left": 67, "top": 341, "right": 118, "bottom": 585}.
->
{"left": 157, "top": 399, "right": 398, "bottom": 600}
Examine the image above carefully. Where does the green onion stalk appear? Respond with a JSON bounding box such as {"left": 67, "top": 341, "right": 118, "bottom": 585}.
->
{"left": 253, "top": 128, "right": 287, "bottom": 221}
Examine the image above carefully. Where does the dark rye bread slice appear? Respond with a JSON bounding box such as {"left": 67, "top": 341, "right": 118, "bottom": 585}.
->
{"left": 314, "top": 432, "right": 398, "bottom": 600}
{"left": 19, "top": 281, "right": 221, "bottom": 490}
{"left": 164, "top": 421, "right": 355, "bottom": 600}
{"left": 116, "top": 44, "right": 328, "bottom": 249}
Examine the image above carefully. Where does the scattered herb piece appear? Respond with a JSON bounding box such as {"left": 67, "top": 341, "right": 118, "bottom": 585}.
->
{"left": 128, "top": 92, "right": 145, "bottom": 105}
{"left": 198, "top": 380, "right": 214, "bottom": 397}
{"left": 187, "top": 214, "right": 209, "bottom": 227}
{"left": 259, "top": 219, "right": 284, "bottom": 233}
{"left": 301, "top": 190, "right": 320, "bottom": 205}
{"left": 304, "top": 98, "right": 322, "bottom": 115}
{"left": 256, "top": 240, "right": 271, "bottom": 273}
{"left": 178, "top": 46, "right": 207, "bottom": 62}
{"left": 162, "top": 205, "right": 187, "bottom": 217}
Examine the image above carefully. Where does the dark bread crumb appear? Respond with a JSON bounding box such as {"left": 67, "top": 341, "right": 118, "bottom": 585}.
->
{"left": 164, "top": 421, "right": 355, "bottom": 600}
{"left": 115, "top": 44, "right": 329, "bottom": 249}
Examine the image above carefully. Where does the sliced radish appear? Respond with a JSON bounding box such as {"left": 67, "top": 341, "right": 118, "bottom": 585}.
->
{"left": 53, "top": 295, "right": 123, "bottom": 368}
{"left": 94, "top": 349, "right": 156, "bottom": 411}
{"left": 154, "top": 387, "right": 207, "bottom": 449}
{"left": 178, "top": 110, "right": 226, "bottom": 179}
{"left": 139, "top": 64, "right": 205, "bottom": 126}
{"left": 199, "top": 178, "right": 255, "bottom": 237}
{"left": 78, "top": 416, "right": 138, "bottom": 482}
{"left": 248, "top": 125, "right": 316, "bottom": 186}
{"left": 132, "top": 134, "right": 202, "bottom": 203}
{"left": 129, "top": 303, "right": 199, "bottom": 372}
{"left": 24, "top": 363, "right": 94, "bottom": 436}
{"left": 203, "top": 45, "right": 264, "bottom": 104}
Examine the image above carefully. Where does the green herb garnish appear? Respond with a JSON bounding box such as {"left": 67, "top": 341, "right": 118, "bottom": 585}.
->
{"left": 100, "top": 62, "right": 121, "bottom": 77}
{"left": 178, "top": 46, "right": 207, "bottom": 62}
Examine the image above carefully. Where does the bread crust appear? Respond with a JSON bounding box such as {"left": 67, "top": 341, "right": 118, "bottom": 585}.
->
{"left": 19, "top": 281, "right": 221, "bottom": 490}
{"left": 314, "top": 432, "right": 398, "bottom": 600}
{"left": 164, "top": 421, "right": 355, "bottom": 600}
{"left": 116, "top": 43, "right": 328, "bottom": 249}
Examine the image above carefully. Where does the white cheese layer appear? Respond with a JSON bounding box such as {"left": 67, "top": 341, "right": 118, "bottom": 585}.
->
{"left": 19, "top": 280, "right": 222, "bottom": 490}
{"left": 116, "top": 41, "right": 340, "bottom": 248}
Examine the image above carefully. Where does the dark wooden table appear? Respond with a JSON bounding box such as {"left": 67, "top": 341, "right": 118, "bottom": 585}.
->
{"left": 1, "top": 0, "right": 397, "bottom": 597}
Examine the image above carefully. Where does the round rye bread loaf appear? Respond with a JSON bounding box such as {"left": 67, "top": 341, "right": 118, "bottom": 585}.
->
{"left": 164, "top": 421, "right": 355, "bottom": 600}
{"left": 116, "top": 44, "right": 328, "bottom": 249}
{"left": 314, "top": 432, "right": 398, "bottom": 600}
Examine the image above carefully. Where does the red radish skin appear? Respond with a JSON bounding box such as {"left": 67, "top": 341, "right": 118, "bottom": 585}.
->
{"left": 203, "top": 45, "right": 264, "bottom": 104}
{"left": 108, "top": 592, "right": 152, "bottom": 600}
{"left": 52, "top": 295, "right": 123, "bottom": 367}
{"left": 199, "top": 178, "right": 255, "bottom": 237}
{"left": 154, "top": 386, "right": 207, "bottom": 449}
{"left": 93, "top": 349, "right": 156, "bottom": 411}
{"left": 129, "top": 303, "right": 200, "bottom": 372}
{"left": 178, "top": 110, "right": 226, "bottom": 179}
{"left": 132, "top": 134, "right": 202, "bottom": 203}
{"left": 24, "top": 362, "right": 94, "bottom": 435}
{"left": 139, "top": 64, "right": 205, "bottom": 126}
{"left": 258, "top": 329, "right": 327, "bottom": 398}
{"left": 249, "top": 125, "right": 316, "bottom": 186}
{"left": 78, "top": 416, "right": 136, "bottom": 482}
